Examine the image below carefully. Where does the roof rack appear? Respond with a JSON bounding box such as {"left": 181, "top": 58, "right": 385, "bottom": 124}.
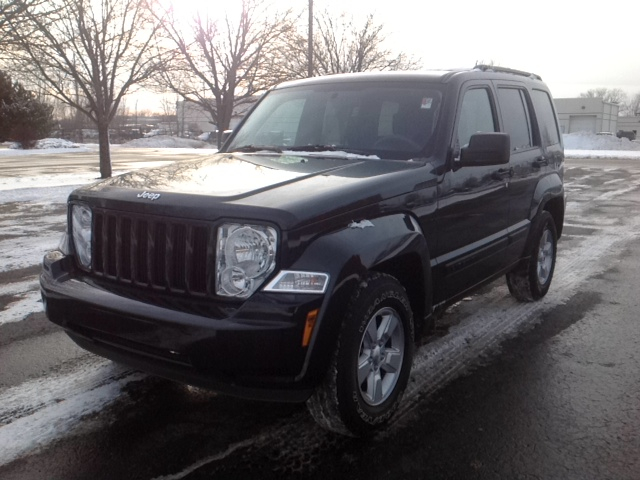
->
{"left": 473, "top": 64, "right": 542, "bottom": 81}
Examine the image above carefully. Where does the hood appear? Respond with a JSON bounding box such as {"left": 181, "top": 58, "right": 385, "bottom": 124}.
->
{"left": 90, "top": 152, "right": 366, "bottom": 196}
{"left": 77, "top": 152, "right": 434, "bottom": 229}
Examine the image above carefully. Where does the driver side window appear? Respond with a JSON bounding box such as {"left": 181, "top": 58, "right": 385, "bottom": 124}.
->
{"left": 457, "top": 88, "right": 496, "bottom": 149}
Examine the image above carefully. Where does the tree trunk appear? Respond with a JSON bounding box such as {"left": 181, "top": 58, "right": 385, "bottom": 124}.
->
{"left": 97, "top": 122, "right": 112, "bottom": 178}
{"left": 216, "top": 97, "right": 235, "bottom": 148}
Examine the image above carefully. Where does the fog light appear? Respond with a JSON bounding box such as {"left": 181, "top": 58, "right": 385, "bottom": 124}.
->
{"left": 264, "top": 271, "right": 329, "bottom": 294}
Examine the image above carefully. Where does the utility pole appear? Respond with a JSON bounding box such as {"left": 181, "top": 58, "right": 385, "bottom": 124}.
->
{"left": 308, "top": 0, "right": 313, "bottom": 78}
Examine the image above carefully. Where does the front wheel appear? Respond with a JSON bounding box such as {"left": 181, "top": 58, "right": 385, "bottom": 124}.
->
{"left": 306, "top": 273, "right": 414, "bottom": 437}
{"left": 507, "top": 211, "right": 557, "bottom": 302}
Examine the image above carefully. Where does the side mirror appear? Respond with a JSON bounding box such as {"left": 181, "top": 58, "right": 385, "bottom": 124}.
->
{"left": 459, "top": 132, "right": 510, "bottom": 166}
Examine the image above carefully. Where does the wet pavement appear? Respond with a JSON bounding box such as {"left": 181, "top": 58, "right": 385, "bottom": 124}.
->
{"left": 1, "top": 155, "right": 640, "bottom": 479}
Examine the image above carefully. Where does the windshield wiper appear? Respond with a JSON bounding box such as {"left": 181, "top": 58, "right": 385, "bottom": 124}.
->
{"left": 287, "top": 145, "right": 371, "bottom": 156}
{"left": 232, "top": 145, "right": 283, "bottom": 153}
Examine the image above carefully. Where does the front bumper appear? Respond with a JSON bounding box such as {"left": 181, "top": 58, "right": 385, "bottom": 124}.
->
{"left": 40, "top": 251, "right": 325, "bottom": 403}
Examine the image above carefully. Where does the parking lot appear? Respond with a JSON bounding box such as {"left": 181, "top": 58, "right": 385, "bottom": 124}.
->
{"left": 1, "top": 151, "right": 640, "bottom": 479}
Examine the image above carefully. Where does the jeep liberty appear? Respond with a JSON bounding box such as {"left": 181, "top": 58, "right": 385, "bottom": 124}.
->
{"left": 41, "top": 65, "right": 565, "bottom": 436}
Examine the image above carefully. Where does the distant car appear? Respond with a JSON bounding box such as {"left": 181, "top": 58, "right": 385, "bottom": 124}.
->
{"left": 143, "top": 129, "right": 166, "bottom": 138}
{"left": 197, "top": 130, "right": 233, "bottom": 144}
{"left": 617, "top": 130, "right": 637, "bottom": 141}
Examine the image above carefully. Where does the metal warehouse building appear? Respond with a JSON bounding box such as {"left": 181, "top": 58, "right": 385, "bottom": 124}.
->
{"left": 554, "top": 98, "right": 619, "bottom": 134}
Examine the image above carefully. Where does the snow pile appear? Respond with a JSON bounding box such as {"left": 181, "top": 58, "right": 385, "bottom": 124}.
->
{"left": 8, "top": 138, "right": 80, "bottom": 150}
{"left": 123, "top": 135, "right": 212, "bottom": 149}
{"left": 563, "top": 132, "right": 640, "bottom": 151}
{"left": 0, "top": 141, "right": 96, "bottom": 156}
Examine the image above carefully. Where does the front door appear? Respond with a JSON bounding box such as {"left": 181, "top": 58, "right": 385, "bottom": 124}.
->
{"left": 433, "top": 84, "right": 511, "bottom": 302}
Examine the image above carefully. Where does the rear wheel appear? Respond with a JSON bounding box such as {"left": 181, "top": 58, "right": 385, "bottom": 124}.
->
{"left": 507, "top": 211, "right": 557, "bottom": 302}
{"left": 306, "top": 273, "right": 414, "bottom": 437}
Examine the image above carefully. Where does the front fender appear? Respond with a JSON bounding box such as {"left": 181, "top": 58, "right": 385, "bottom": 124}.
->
{"left": 288, "top": 213, "right": 430, "bottom": 383}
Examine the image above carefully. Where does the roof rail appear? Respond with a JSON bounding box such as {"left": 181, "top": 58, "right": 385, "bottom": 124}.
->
{"left": 473, "top": 64, "right": 542, "bottom": 81}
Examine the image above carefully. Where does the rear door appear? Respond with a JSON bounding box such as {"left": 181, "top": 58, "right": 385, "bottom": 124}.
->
{"left": 494, "top": 83, "right": 544, "bottom": 248}
{"left": 530, "top": 88, "right": 564, "bottom": 171}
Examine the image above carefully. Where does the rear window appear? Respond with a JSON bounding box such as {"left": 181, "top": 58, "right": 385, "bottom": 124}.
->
{"left": 531, "top": 89, "right": 561, "bottom": 146}
{"left": 497, "top": 87, "right": 534, "bottom": 151}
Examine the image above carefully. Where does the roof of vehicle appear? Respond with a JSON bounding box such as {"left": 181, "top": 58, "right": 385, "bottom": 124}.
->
{"left": 274, "top": 66, "right": 545, "bottom": 90}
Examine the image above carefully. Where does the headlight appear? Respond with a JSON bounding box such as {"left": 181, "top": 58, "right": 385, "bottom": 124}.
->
{"left": 71, "top": 204, "right": 92, "bottom": 269}
{"left": 216, "top": 223, "right": 277, "bottom": 298}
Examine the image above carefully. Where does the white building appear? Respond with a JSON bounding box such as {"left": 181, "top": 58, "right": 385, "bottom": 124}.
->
{"left": 176, "top": 97, "right": 260, "bottom": 135}
{"left": 554, "top": 98, "right": 619, "bottom": 134}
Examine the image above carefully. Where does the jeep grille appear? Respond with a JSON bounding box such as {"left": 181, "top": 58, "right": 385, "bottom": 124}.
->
{"left": 92, "top": 209, "right": 214, "bottom": 297}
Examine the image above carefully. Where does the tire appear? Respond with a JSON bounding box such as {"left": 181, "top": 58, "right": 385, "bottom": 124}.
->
{"left": 306, "top": 273, "right": 414, "bottom": 437}
{"left": 507, "top": 211, "right": 557, "bottom": 302}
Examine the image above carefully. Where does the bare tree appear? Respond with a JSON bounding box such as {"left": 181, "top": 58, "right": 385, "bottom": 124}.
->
{"left": 314, "top": 12, "right": 421, "bottom": 75}
{"left": 153, "top": 0, "right": 296, "bottom": 146}
{"left": 5, "top": 0, "right": 166, "bottom": 177}
{"left": 282, "top": 10, "right": 422, "bottom": 78}
{"left": 0, "top": 0, "right": 46, "bottom": 61}
{"left": 619, "top": 92, "right": 640, "bottom": 117}
{"left": 159, "top": 96, "right": 178, "bottom": 135}
{"left": 580, "top": 88, "right": 628, "bottom": 105}
{"left": 0, "top": 0, "right": 18, "bottom": 42}
{"left": 630, "top": 93, "right": 640, "bottom": 117}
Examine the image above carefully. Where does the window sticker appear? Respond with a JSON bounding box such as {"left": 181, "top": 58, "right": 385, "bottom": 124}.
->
{"left": 421, "top": 97, "right": 433, "bottom": 109}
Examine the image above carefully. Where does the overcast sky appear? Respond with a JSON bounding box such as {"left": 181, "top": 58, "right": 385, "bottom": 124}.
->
{"left": 132, "top": 0, "right": 640, "bottom": 111}
{"left": 309, "top": 0, "right": 640, "bottom": 97}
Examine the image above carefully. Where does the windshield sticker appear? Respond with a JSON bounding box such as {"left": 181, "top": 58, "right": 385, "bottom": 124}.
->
{"left": 421, "top": 97, "right": 433, "bottom": 109}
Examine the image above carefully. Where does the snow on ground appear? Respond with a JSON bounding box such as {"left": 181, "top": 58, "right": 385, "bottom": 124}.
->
{"left": 563, "top": 132, "right": 640, "bottom": 151}
{"left": 0, "top": 174, "right": 102, "bottom": 193}
{"left": 13, "top": 138, "right": 81, "bottom": 149}
{"left": 563, "top": 132, "right": 640, "bottom": 159}
{"left": 0, "top": 140, "right": 96, "bottom": 155}
{"left": 0, "top": 359, "right": 146, "bottom": 465}
{"left": 123, "top": 135, "right": 212, "bottom": 149}
{"left": 0, "top": 136, "right": 215, "bottom": 157}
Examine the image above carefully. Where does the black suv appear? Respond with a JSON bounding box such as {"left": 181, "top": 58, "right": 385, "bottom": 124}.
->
{"left": 41, "top": 66, "right": 565, "bottom": 437}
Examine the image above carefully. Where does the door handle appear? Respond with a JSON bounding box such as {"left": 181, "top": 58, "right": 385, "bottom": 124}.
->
{"left": 533, "top": 156, "right": 549, "bottom": 168}
{"left": 492, "top": 167, "right": 513, "bottom": 180}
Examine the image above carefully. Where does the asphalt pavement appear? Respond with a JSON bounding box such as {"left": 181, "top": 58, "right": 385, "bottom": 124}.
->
{"left": 1, "top": 154, "right": 639, "bottom": 479}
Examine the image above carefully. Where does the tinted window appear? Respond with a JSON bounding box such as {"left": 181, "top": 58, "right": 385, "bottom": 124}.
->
{"left": 457, "top": 88, "right": 496, "bottom": 148}
{"left": 531, "top": 89, "right": 561, "bottom": 145}
{"left": 497, "top": 88, "right": 533, "bottom": 151}
{"left": 248, "top": 98, "right": 305, "bottom": 146}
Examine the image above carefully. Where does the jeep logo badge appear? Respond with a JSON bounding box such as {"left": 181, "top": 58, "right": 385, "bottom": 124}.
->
{"left": 137, "top": 191, "right": 161, "bottom": 201}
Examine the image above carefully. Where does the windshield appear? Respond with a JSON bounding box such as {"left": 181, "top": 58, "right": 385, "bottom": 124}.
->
{"left": 227, "top": 81, "right": 444, "bottom": 160}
